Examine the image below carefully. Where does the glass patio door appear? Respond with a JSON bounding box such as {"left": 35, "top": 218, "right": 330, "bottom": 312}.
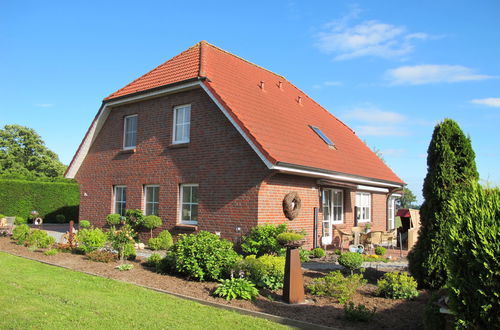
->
{"left": 322, "top": 189, "right": 344, "bottom": 244}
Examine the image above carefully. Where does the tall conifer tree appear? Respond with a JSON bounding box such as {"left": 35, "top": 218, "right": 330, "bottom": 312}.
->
{"left": 408, "top": 119, "right": 478, "bottom": 289}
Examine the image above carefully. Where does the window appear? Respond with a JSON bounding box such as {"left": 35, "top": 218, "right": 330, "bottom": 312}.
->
{"left": 356, "top": 192, "right": 371, "bottom": 223}
{"left": 123, "top": 115, "right": 138, "bottom": 149}
{"left": 387, "top": 196, "right": 396, "bottom": 230}
{"left": 179, "top": 184, "right": 198, "bottom": 224}
{"left": 144, "top": 185, "right": 159, "bottom": 216}
{"left": 173, "top": 105, "right": 191, "bottom": 144}
{"left": 114, "top": 186, "right": 127, "bottom": 216}
{"left": 322, "top": 189, "right": 344, "bottom": 238}
{"left": 309, "top": 125, "right": 335, "bottom": 148}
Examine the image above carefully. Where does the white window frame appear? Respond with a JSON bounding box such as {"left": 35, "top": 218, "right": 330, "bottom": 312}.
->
{"left": 144, "top": 185, "right": 160, "bottom": 216}
{"left": 387, "top": 196, "right": 396, "bottom": 230}
{"left": 172, "top": 104, "right": 191, "bottom": 144}
{"left": 356, "top": 192, "right": 371, "bottom": 223}
{"left": 322, "top": 188, "right": 344, "bottom": 238}
{"left": 179, "top": 184, "right": 198, "bottom": 225}
{"left": 114, "top": 185, "right": 127, "bottom": 216}
{"left": 123, "top": 114, "right": 138, "bottom": 150}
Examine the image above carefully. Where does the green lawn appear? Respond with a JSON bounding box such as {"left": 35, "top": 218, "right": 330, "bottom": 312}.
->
{"left": 0, "top": 252, "right": 289, "bottom": 329}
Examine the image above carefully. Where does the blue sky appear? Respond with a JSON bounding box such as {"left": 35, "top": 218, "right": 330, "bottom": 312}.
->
{"left": 1, "top": 1, "right": 499, "bottom": 202}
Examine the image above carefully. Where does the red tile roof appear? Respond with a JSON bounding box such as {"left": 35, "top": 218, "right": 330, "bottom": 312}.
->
{"left": 105, "top": 41, "right": 404, "bottom": 184}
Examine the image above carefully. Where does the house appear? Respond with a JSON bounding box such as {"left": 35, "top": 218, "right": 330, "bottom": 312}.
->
{"left": 65, "top": 41, "right": 404, "bottom": 248}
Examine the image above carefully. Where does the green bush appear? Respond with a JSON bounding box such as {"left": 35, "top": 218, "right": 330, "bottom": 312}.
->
{"left": 123, "top": 243, "right": 136, "bottom": 261}
{"left": 239, "top": 254, "right": 285, "bottom": 290}
{"left": 55, "top": 214, "right": 66, "bottom": 223}
{"left": 0, "top": 179, "right": 79, "bottom": 222}
{"left": 424, "top": 292, "right": 448, "bottom": 330}
{"left": 79, "top": 220, "right": 90, "bottom": 228}
{"left": 145, "top": 253, "right": 162, "bottom": 268}
{"left": 14, "top": 216, "right": 27, "bottom": 225}
{"left": 116, "top": 264, "right": 133, "bottom": 271}
{"left": 307, "top": 271, "right": 366, "bottom": 304}
{"left": 333, "top": 248, "right": 342, "bottom": 255}
{"left": 374, "top": 246, "right": 386, "bottom": 256}
{"left": 26, "top": 229, "right": 55, "bottom": 249}
{"left": 156, "top": 252, "right": 176, "bottom": 274}
{"left": 312, "top": 248, "right": 326, "bottom": 258}
{"left": 143, "top": 215, "right": 162, "bottom": 238}
{"left": 276, "top": 232, "right": 304, "bottom": 245}
{"left": 299, "top": 248, "right": 310, "bottom": 262}
{"left": 344, "top": 302, "right": 376, "bottom": 322}
{"left": 86, "top": 250, "right": 117, "bottom": 263}
{"left": 170, "top": 231, "right": 241, "bottom": 281}
{"left": 446, "top": 185, "right": 500, "bottom": 328}
{"left": 0, "top": 213, "right": 5, "bottom": 219}
{"left": 12, "top": 224, "right": 30, "bottom": 245}
{"left": 376, "top": 272, "right": 418, "bottom": 299}
{"left": 106, "top": 213, "right": 122, "bottom": 226}
{"left": 44, "top": 248, "right": 59, "bottom": 256}
{"left": 241, "top": 223, "right": 287, "bottom": 256}
{"left": 77, "top": 228, "right": 107, "bottom": 253}
{"left": 125, "top": 209, "right": 144, "bottom": 228}
{"left": 148, "top": 230, "right": 173, "bottom": 251}
{"left": 214, "top": 277, "right": 259, "bottom": 301}
{"left": 108, "top": 224, "right": 136, "bottom": 262}
{"left": 338, "top": 252, "right": 364, "bottom": 274}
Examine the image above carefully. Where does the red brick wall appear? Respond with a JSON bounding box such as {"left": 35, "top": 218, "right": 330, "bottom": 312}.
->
{"left": 75, "top": 87, "right": 269, "bottom": 242}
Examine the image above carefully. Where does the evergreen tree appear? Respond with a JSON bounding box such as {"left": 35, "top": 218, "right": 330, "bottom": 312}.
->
{"left": 408, "top": 119, "right": 478, "bottom": 289}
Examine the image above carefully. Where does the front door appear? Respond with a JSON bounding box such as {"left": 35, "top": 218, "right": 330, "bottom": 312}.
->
{"left": 321, "top": 188, "right": 344, "bottom": 245}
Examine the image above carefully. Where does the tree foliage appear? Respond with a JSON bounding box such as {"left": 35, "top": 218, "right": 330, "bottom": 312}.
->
{"left": 396, "top": 187, "right": 417, "bottom": 209}
{"left": 0, "top": 124, "right": 66, "bottom": 178}
{"left": 408, "top": 119, "right": 478, "bottom": 289}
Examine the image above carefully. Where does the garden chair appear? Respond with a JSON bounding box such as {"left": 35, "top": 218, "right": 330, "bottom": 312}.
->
{"left": 381, "top": 229, "right": 397, "bottom": 248}
{"left": 336, "top": 228, "right": 352, "bottom": 251}
{"left": 350, "top": 226, "right": 363, "bottom": 245}
{"left": 365, "top": 231, "right": 383, "bottom": 253}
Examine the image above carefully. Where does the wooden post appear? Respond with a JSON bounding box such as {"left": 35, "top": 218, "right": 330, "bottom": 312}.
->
{"left": 283, "top": 247, "right": 305, "bottom": 304}
{"left": 69, "top": 220, "right": 75, "bottom": 246}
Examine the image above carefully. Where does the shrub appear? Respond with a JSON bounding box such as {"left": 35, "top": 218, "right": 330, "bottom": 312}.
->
{"left": 170, "top": 231, "right": 241, "bottom": 281}
{"left": 55, "top": 214, "right": 66, "bottom": 223}
{"left": 214, "top": 277, "right": 259, "bottom": 301}
{"left": 108, "top": 224, "right": 136, "bottom": 262}
{"left": 116, "top": 264, "right": 133, "bottom": 271}
{"left": 241, "top": 223, "right": 287, "bottom": 256}
{"left": 344, "top": 302, "right": 376, "bottom": 322}
{"left": 276, "top": 232, "right": 304, "bottom": 246}
{"left": 299, "top": 248, "right": 310, "bottom": 262}
{"left": 54, "top": 242, "right": 73, "bottom": 253}
{"left": 12, "top": 224, "right": 30, "bottom": 245}
{"left": 374, "top": 246, "right": 386, "bottom": 256}
{"left": 307, "top": 271, "right": 366, "bottom": 304}
{"left": 363, "top": 254, "right": 389, "bottom": 263}
{"left": 239, "top": 254, "right": 285, "bottom": 290}
{"left": 86, "top": 250, "right": 117, "bottom": 263}
{"left": 156, "top": 252, "right": 176, "bottom": 274}
{"left": 123, "top": 242, "right": 136, "bottom": 261}
{"left": 445, "top": 185, "right": 500, "bottom": 328}
{"left": 44, "top": 249, "right": 58, "bottom": 256}
{"left": 338, "top": 252, "right": 364, "bottom": 274}
{"left": 143, "top": 215, "right": 162, "bottom": 238}
{"left": 0, "top": 213, "right": 4, "bottom": 219}
{"left": 148, "top": 230, "right": 173, "bottom": 251}
{"left": 312, "top": 248, "right": 326, "bottom": 258}
{"left": 77, "top": 228, "right": 107, "bottom": 253}
{"left": 14, "top": 216, "right": 27, "bottom": 225}
{"left": 106, "top": 213, "right": 122, "bottom": 226}
{"left": 145, "top": 253, "right": 162, "bottom": 268}
{"left": 79, "top": 220, "right": 91, "bottom": 228}
{"left": 26, "top": 229, "right": 55, "bottom": 249}
{"left": 424, "top": 292, "right": 448, "bottom": 330}
{"left": 376, "top": 272, "right": 418, "bottom": 299}
{"left": 333, "top": 248, "right": 341, "bottom": 255}
{"left": 125, "top": 209, "right": 144, "bottom": 227}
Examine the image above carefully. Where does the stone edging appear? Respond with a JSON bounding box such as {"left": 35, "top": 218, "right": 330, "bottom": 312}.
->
{"left": 1, "top": 250, "right": 337, "bottom": 330}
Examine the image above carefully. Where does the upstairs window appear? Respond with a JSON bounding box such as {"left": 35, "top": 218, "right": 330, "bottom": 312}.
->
{"left": 123, "top": 114, "right": 138, "bottom": 149}
{"left": 114, "top": 185, "right": 127, "bottom": 216}
{"left": 179, "top": 184, "right": 198, "bottom": 224}
{"left": 309, "top": 125, "right": 335, "bottom": 148}
{"left": 173, "top": 104, "right": 191, "bottom": 144}
{"left": 144, "top": 185, "right": 159, "bottom": 216}
{"left": 356, "top": 192, "right": 371, "bottom": 223}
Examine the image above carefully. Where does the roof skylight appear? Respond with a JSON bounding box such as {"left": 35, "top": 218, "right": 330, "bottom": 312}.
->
{"left": 309, "top": 125, "right": 335, "bottom": 148}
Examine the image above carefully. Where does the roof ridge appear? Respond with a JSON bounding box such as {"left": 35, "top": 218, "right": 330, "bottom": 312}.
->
{"left": 105, "top": 43, "right": 201, "bottom": 100}
{"left": 201, "top": 40, "right": 285, "bottom": 79}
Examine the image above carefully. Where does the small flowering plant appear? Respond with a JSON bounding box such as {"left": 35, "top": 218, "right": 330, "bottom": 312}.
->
{"left": 108, "top": 224, "right": 136, "bottom": 263}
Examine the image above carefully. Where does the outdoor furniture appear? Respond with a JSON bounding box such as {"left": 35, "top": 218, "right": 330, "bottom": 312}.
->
{"left": 336, "top": 228, "right": 352, "bottom": 251}
{"left": 381, "top": 229, "right": 397, "bottom": 248}
{"left": 351, "top": 226, "right": 363, "bottom": 245}
{"left": 0, "top": 216, "right": 15, "bottom": 235}
{"left": 365, "top": 230, "right": 383, "bottom": 252}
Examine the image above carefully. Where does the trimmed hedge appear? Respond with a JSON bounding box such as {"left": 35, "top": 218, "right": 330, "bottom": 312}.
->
{"left": 0, "top": 179, "right": 79, "bottom": 222}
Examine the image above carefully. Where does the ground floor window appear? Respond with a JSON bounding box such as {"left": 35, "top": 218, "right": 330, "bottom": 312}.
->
{"left": 114, "top": 185, "right": 127, "bottom": 216}
{"left": 356, "top": 192, "right": 371, "bottom": 223}
{"left": 144, "top": 185, "right": 159, "bottom": 216}
{"left": 180, "top": 184, "right": 198, "bottom": 224}
{"left": 387, "top": 196, "right": 396, "bottom": 230}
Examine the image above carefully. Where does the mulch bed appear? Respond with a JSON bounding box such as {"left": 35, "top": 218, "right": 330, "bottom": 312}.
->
{"left": 0, "top": 237, "right": 427, "bottom": 329}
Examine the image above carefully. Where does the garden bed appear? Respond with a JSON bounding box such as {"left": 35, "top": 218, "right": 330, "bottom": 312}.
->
{"left": 0, "top": 237, "right": 427, "bottom": 329}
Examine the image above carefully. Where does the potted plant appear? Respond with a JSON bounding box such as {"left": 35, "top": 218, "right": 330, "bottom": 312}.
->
{"left": 364, "top": 223, "right": 371, "bottom": 233}
{"left": 276, "top": 232, "right": 305, "bottom": 249}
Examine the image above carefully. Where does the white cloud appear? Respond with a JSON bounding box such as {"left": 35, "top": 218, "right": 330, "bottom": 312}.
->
{"left": 312, "top": 80, "right": 343, "bottom": 89}
{"left": 344, "top": 108, "right": 406, "bottom": 124}
{"left": 385, "top": 65, "right": 495, "bottom": 85}
{"left": 34, "top": 103, "right": 54, "bottom": 108}
{"left": 355, "top": 125, "right": 409, "bottom": 136}
{"left": 471, "top": 98, "right": 500, "bottom": 108}
{"left": 315, "top": 7, "right": 429, "bottom": 61}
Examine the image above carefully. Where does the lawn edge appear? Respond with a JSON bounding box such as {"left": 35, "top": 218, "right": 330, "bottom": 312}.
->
{"left": 0, "top": 250, "right": 337, "bottom": 330}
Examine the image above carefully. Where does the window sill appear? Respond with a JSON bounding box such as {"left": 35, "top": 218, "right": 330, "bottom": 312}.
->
{"left": 119, "top": 148, "right": 136, "bottom": 154}
{"left": 174, "top": 224, "right": 198, "bottom": 231}
{"left": 168, "top": 143, "right": 189, "bottom": 149}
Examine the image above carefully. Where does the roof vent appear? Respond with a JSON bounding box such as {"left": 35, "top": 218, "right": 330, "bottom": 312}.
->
{"left": 297, "top": 96, "right": 302, "bottom": 104}
{"left": 278, "top": 81, "right": 283, "bottom": 89}
{"left": 259, "top": 81, "right": 265, "bottom": 90}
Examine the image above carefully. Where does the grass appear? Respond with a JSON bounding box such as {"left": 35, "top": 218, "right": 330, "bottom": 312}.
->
{"left": 0, "top": 252, "right": 288, "bottom": 329}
